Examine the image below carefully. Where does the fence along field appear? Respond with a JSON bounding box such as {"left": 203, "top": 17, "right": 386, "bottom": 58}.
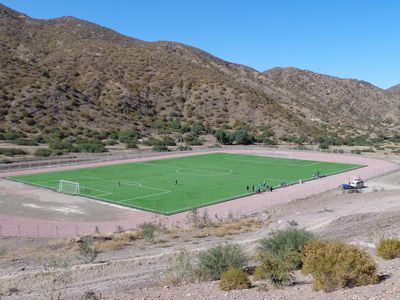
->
{"left": 8, "top": 153, "right": 363, "bottom": 215}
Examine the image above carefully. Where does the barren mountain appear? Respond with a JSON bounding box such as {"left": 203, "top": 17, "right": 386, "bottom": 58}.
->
{"left": 262, "top": 67, "right": 400, "bottom": 128}
{"left": 387, "top": 83, "right": 400, "bottom": 97}
{"left": 0, "top": 4, "right": 311, "bottom": 137}
{"left": 0, "top": 3, "right": 398, "bottom": 139}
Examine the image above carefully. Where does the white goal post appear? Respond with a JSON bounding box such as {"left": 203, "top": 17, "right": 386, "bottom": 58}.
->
{"left": 58, "top": 180, "right": 80, "bottom": 195}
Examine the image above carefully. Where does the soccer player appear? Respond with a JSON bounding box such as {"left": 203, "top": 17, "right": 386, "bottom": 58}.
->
{"left": 118, "top": 181, "right": 121, "bottom": 187}
{"left": 246, "top": 186, "right": 250, "bottom": 192}
{"left": 175, "top": 179, "right": 178, "bottom": 186}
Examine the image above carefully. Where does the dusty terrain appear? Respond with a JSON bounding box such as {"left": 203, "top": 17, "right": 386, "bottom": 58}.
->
{"left": 0, "top": 155, "right": 400, "bottom": 299}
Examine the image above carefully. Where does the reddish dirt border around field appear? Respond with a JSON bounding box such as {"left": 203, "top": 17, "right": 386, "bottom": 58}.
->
{"left": 0, "top": 149, "right": 398, "bottom": 238}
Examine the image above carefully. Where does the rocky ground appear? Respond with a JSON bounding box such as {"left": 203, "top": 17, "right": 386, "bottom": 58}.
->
{"left": 1, "top": 170, "right": 400, "bottom": 299}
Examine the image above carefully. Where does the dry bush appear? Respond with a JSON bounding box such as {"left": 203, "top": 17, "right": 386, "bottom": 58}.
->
{"left": 302, "top": 240, "right": 380, "bottom": 292}
{"left": 163, "top": 251, "right": 198, "bottom": 286}
{"left": 120, "top": 230, "right": 140, "bottom": 241}
{"left": 254, "top": 252, "right": 295, "bottom": 288}
{"left": 219, "top": 267, "right": 251, "bottom": 291}
{"left": 257, "top": 227, "right": 314, "bottom": 270}
{"left": 197, "top": 243, "right": 248, "bottom": 281}
{"left": 376, "top": 238, "right": 400, "bottom": 260}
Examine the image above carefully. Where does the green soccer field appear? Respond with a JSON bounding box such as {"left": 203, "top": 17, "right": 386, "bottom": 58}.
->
{"left": 8, "top": 153, "right": 364, "bottom": 215}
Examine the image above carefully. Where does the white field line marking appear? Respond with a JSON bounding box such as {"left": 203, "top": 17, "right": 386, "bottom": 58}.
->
{"left": 80, "top": 176, "right": 169, "bottom": 192}
{"left": 79, "top": 175, "right": 171, "bottom": 202}
{"left": 139, "top": 162, "right": 232, "bottom": 174}
{"left": 119, "top": 190, "right": 172, "bottom": 203}
{"left": 223, "top": 157, "right": 320, "bottom": 167}
{"left": 175, "top": 168, "right": 233, "bottom": 176}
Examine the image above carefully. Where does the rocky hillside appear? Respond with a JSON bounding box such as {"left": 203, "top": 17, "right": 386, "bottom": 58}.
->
{"left": 387, "top": 83, "right": 400, "bottom": 97}
{"left": 262, "top": 67, "right": 400, "bottom": 128}
{"left": 0, "top": 4, "right": 398, "bottom": 139}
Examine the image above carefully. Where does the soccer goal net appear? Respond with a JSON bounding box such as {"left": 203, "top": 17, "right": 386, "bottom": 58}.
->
{"left": 58, "top": 180, "right": 80, "bottom": 195}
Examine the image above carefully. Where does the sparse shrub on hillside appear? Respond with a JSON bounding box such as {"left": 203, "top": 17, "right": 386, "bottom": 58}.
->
{"left": 302, "top": 240, "right": 379, "bottom": 292}
{"left": 214, "top": 130, "right": 232, "bottom": 145}
{"left": 143, "top": 137, "right": 163, "bottom": 146}
{"left": 184, "top": 133, "right": 203, "bottom": 146}
{"left": 319, "top": 142, "right": 329, "bottom": 150}
{"left": 219, "top": 267, "right": 251, "bottom": 291}
{"left": 125, "top": 141, "right": 138, "bottom": 149}
{"left": 161, "top": 136, "right": 176, "bottom": 146}
{"left": 254, "top": 252, "right": 295, "bottom": 288}
{"left": 34, "top": 148, "right": 52, "bottom": 157}
{"left": 232, "top": 129, "right": 254, "bottom": 145}
{"left": 257, "top": 227, "right": 314, "bottom": 270}
{"left": 118, "top": 129, "right": 140, "bottom": 143}
{"left": 197, "top": 243, "right": 248, "bottom": 281}
{"left": 164, "top": 251, "right": 197, "bottom": 285}
{"left": 152, "top": 145, "right": 169, "bottom": 152}
{"left": 376, "top": 238, "right": 400, "bottom": 260}
{"left": 0, "top": 148, "right": 27, "bottom": 156}
{"left": 0, "top": 130, "right": 25, "bottom": 141}
{"left": 76, "top": 141, "right": 107, "bottom": 153}
{"left": 104, "top": 139, "right": 118, "bottom": 145}
{"left": 78, "top": 240, "right": 99, "bottom": 264}
{"left": 139, "top": 223, "right": 156, "bottom": 240}
{"left": 48, "top": 139, "right": 74, "bottom": 152}
{"left": 12, "top": 138, "right": 38, "bottom": 146}
{"left": 177, "top": 145, "right": 192, "bottom": 151}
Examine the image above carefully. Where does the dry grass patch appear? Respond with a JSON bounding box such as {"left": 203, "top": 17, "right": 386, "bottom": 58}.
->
{"left": 376, "top": 238, "right": 400, "bottom": 260}
{"left": 93, "top": 239, "right": 128, "bottom": 252}
{"left": 208, "top": 217, "right": 262, "bottom": 237}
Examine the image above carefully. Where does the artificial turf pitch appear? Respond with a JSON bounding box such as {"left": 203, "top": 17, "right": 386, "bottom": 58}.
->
{"left": 8, "top": 153, "right": 363, "bottom": 215}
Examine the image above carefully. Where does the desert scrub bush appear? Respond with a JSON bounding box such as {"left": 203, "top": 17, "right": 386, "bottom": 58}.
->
{"left": 34, "top": 148, "right": 52, "bottom": 157}
{"left": 376, "top": 238, "right": 400, "bottom": 260}
{"left": 257, "top": 227, "right": 314, "bottom": 270}
{"left": 11, "top": 138, "right": 38, "bottom": 146}
{"left": 219, "top": 267, "right": 251, "bottom": 291}
{"left": 78, "top": 240, "right": 99, "bottom": 263}
{"left": 125, "top": 141, "right": 138, "bottom": 149}
{"left": 177, "top": 145, "right": 192, "bottom": 151}
{"left": 139, "top": 222, "right": 156, "bottom": 240}
{"left": 163, "top": 251, "right": 198, "bottom": 285}
{"left": 302, "top": 240, "right": 379, "bottom": 292}
{"left": 0, "top": 148, "right": 27, "bottom": 156}
{"left": 254, "top": 252, "right": 295, "bottom": 288}
{"left": 197, "top": 243, "right": 248, "bottom": 280}
{"left": 152, "top": 145, "right": 169, "bottom": 152}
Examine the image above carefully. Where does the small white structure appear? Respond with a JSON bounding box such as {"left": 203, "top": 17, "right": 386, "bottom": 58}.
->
{"left": 349, "top": 178, "right": 364, "bottom": 188}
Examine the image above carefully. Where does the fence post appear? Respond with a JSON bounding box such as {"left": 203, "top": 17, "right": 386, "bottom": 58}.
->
{"left": 75, "top": 226, "right": 78, "bottom": 237}
{"left": 56, "top": 226, "right": 59, "bottom": 239}
{"left": 0, "top": 225, "right": 2, "bottom": 239}
{"left": 36, "top": 225, "right": 39, "bottom": 238}
{"left": 18, "top": 225, "right": 20, "bottom": 238}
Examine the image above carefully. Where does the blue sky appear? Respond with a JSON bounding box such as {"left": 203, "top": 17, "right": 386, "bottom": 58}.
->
{"left": 2, "top": 0, "right": 399, "bottom": 88}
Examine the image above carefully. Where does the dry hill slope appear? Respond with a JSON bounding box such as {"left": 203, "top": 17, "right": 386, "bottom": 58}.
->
{"left": 0, "top": 4, "right": 399, "bottom": 139}
{"left": 0, "top": 4, "right": 310, "bottom": 137}
{"left": 387, "top": 83, "right": 400, "bottom": 97}
{"left": 262, "top": 67, "right": 400, "bottom": 128}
